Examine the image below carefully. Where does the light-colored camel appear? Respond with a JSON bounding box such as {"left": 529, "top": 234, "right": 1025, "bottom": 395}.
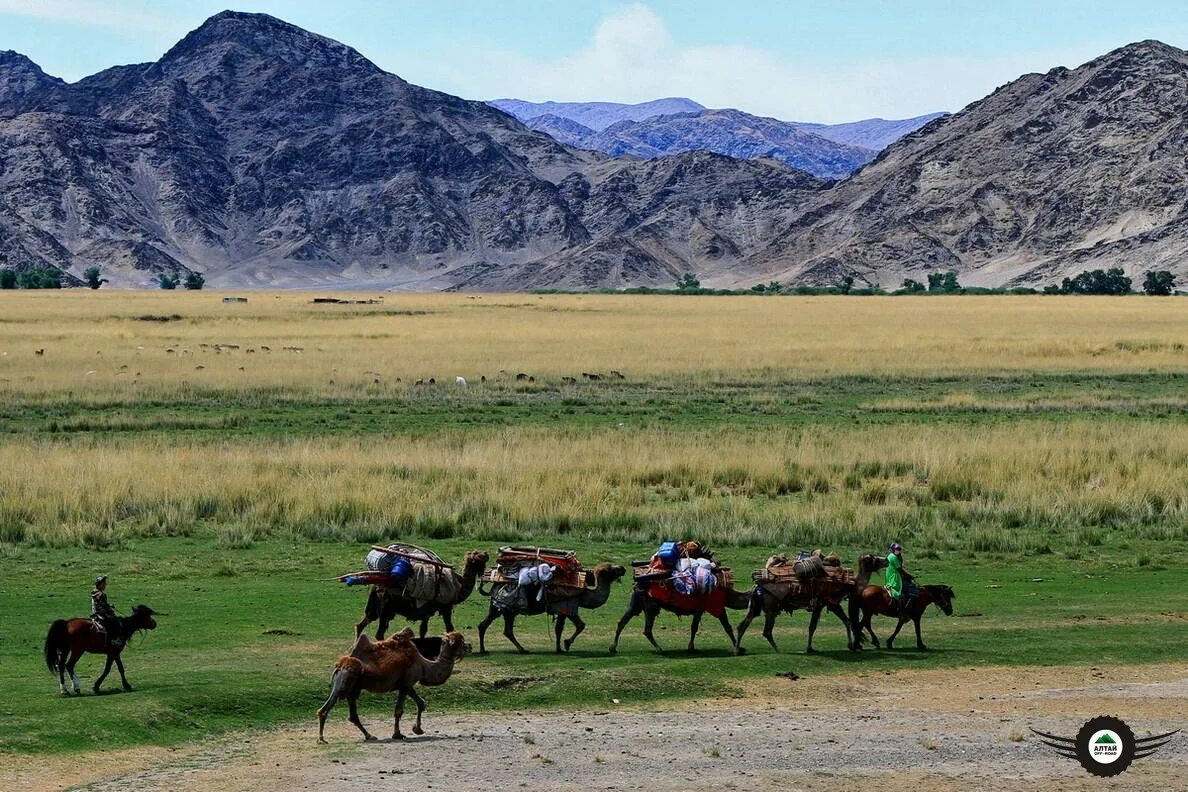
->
{"left": 317, "top": 629, "right": 470, "bottom": 743}
{"left": 356, "top": 550, "right": 489, "bottom": 639}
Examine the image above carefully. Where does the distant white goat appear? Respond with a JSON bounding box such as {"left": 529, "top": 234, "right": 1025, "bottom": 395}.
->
{"left": 455, "top": 376, "right": 468, "bottom": 387}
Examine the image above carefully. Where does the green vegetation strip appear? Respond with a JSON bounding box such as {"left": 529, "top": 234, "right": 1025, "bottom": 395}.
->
{"left": 1, "top": 537, "right": 1184, "bottom": 755}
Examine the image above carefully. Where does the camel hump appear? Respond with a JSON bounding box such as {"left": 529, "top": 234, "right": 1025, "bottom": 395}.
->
{"left": 334, "top": 656, "right": 364, "bottom": 674}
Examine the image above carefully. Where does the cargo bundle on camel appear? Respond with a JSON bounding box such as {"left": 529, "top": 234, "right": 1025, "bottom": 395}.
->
{"left": 611, "top": 541, "right": 752, "bottom": 655}
{"left": 477, "top": 546, "right": 626, "bottom": 653}
{"left": 337, "top": 543, "right": 490, "bottom": 639}
{"left": 736, "top": 550, "right": 888, "bottom": 653}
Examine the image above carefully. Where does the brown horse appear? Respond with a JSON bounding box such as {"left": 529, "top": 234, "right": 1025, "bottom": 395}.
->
{"left": 851, "top": 584, "right": 954, "bottom": 651}
{"left": 44, "top": 605, "right": 158, "bottom": 694}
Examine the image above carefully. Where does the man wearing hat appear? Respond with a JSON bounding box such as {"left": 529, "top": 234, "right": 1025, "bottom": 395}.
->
{"left": 90, "top": 575, "right": 123, "bottom": 648}
{"left": 885, "top": 543, "right": 916, "bottom": 618}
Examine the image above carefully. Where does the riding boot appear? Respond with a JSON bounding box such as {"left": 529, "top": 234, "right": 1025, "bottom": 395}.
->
{"left": 899, "top": 596, "right": 914, "bottom": 618}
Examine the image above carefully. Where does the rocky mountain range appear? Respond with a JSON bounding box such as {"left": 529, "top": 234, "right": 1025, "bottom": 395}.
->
{"left": 0, "top": 11, "right": 1184, "bottom": 290}
{"left": 747, "top": 39, "right": 1188, "bottom": 288}
{"left": 492, "top": 98, "right": 942, "bottom": 179}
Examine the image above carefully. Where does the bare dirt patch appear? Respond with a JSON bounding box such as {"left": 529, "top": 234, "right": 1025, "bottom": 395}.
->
{"left": 10, "top": 664, "right": 1185, "bottom": 792}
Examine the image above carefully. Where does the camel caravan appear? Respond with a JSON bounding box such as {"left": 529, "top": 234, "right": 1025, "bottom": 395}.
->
{"left": 313, "top": 540, "right": 956, "bottom": 741}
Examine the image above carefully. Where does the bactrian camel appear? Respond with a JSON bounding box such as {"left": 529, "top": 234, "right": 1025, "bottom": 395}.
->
{"left": 317, "top": 629, "right": 470, "bottom": 743}
{"left": 736, "top": 553, "right": 888, "bottom": 653}
{"left": 610, "top": 582, "right": 754, "bottom": 655}
{"left": 355, "top": 550, "right": 489, "bottom": 639}
{"left": 477, "top": 563, "right": 626, "bottom": 653}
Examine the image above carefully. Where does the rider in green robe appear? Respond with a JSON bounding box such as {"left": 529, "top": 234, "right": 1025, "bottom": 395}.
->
{"left": 885, "top": 543, "right": 915, "bottom": 617}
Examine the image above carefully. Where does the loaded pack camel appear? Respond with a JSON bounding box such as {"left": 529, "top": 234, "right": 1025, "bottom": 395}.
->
{"left": 609, "top": 582, "right": 753, "bottom": 655}
{"left": 476, "top": 562, "right": 627, "bottom": 653}
{"left": 317, "top": 629, "right": 470, "bottom": 743}
{"left": 355, "top": 550, "right": 489, "bottom": 639}
{"left": 736, "top": 553, "right": 887, "bottom": 654}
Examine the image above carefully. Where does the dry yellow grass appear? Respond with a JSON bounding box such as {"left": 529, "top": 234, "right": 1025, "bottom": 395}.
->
{"left": 1, "top": 291, "right": 1186, "bottom": 400}
{"left": 3, "top": 420, "right": 1184, "bottom": 550}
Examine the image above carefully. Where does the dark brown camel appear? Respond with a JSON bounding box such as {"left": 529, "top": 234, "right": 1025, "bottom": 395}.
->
{"left": 44, "top": 605, "right": 159, "bottom": 694}
{"left": 477, "top": 563, "right": 626, "bottom": 653}
{"left": 851, "top": 584, "right": 955, "bottom": 651}
{"left": 609, "top": 583, "right": 753, "bottom": 655}
{"left": 355, "top": 550, "right": 489, "bottom": 639}
{"left": 736, "top": 553, "right": 887, "bottom": 653}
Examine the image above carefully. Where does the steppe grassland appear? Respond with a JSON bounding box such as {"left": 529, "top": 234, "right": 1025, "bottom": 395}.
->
{"left": 0, "top": 289, "right": 1185, "bottom": 553}
{"left": 0, "top": 291, "right": 1186, "bottom": 401}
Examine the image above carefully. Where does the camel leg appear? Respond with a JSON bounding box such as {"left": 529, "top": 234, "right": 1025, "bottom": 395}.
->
{"left": 914, "top": 616, "right": 928, "bottom": 651}
{"left": 93, "top": 654, "right": 115, "bottom": 694}
{"left": 735, "top": 594, "right": 762, "bottom": 652}
{"left": 317, "top": 669, "right": 348, "bottom": 744}
{"left": 408, "top": 687, "right": 427, "bottom": 735}
{"left": 347, "top": 693, "right": 376, "bottom": 742}
{"left": 886, "top": 617, "right": 906, "bottom": 649}
{"left": 827, "top": 602, "right": 852, "bottom": 650}
{"left": 418, "top": 619, "right": 430, "bottom": 640}
{"left": 392, "top": 689, "right": 407, "bottom": 740}
{"left": 477, "top": 604, "right": 500, "bottom": 654}
{"left": 642, "top": 604, "right": 664, "bottom": 653}
{"left": 762, "top": 606, "right": 780, "bottom": 652}
{"left": 806, "top": 605, "right": 823, "bottom": 653}
{"left": 717, "top": 611, "right": 739, "bottom": 655}
{"left": 610, "top": 594, "right": 644, "bottom": 654}
{"left": 553, "top": 616, "right": 566, "bottom": 653}
{"left": 441, "top": 607, "right": 456, "bottom": 633}
{"left": 356, "top": 588, "right": 378, "bottom": 637}
{"left": 687, "top": 611, "right": 703, "bottom": 653}
{"left": 503, "top": 612, "right": 528, "bottom": 654}
{"left": 563, "top": 613, "right": 586, "bottom": 652}
{"left": 115, "top": 654, "right": 132, "bottom": 691}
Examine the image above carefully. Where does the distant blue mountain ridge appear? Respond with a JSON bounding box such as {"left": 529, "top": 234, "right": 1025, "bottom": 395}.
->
{"left": 488, "top": 97, "right": 946, "bottom": 179}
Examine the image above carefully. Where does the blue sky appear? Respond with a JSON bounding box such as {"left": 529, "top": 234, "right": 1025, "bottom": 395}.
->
{"left": 1, "top": 1, "right": 1185, "bottom": 122}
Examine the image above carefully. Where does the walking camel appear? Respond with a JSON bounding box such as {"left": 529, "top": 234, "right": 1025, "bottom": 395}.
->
{"left": 317, "top": 629, "right": 470, "bottom": 743}
{"left": 610, "top": 583, "right": 754, "bottom": 655}
{"left": 355, "top": 550, "right": 489, "bottom": 639}
{"left": 736, "top": 553, "right": 887, "bottom": 653}
{"left": 477, "top": 562, "right": 627, "bottom": 653}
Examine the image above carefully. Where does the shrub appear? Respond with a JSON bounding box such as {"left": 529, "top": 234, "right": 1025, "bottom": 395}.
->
{"left": 158, "top": 272, "right": 180, "bottom": 290}
{"left": 927, "top": 271, "right": 961, "bottom": 293}
{"left": 900, "top": 278, "right": 926, "bottom": 293}
{"left": 183, "top": 271, "right": 206, "bottom": 290}
{"left": 1059, "top": 267, "right": 1132, "bottom": 295}
{"left": 675, "top": 272, "right": 701, "bottom": 291}
{"left": 1141, "top": 270, "right": 1176, "bottom": 296}
{"left": 16, "top": 267, "right": 63, "bottom": 289}
{"left": 83, "top": 266, "right": 105, "bottom": 290}
{"left": 0, "top": 269, "right": 15, "bottom": 289}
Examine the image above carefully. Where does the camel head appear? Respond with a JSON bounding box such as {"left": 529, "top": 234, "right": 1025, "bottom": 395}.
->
{"left": 463, "top": 550, "right": 490, "bottom": 571}
{"left": 443, "top": 631, "right": 472, "bottom": 659}
{"left": 765, "top": 554, "right": 788, "bottom": 569}
{"left": 593, "top": 562, "right": 627, "bottom": 583}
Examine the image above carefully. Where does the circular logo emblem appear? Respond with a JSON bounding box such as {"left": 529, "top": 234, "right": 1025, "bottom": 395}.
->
{"left": 1076, "top": 717, "right": 1136, "bottom": 777}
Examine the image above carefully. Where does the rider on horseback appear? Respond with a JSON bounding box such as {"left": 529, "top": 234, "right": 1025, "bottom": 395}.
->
{"left": 90, "top": 575, "right": 123, "bottom": 649}
{"left": 885, "top": 543, "right": 917, "bottom": 617}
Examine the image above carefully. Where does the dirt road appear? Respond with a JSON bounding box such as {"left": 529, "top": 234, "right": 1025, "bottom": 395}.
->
{"left": 13, "top": 664, "right": 1186, "bottom": 792}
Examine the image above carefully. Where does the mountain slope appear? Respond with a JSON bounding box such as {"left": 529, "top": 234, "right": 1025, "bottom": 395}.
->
{"left": 583, "top": 109, "right": 875, "bottom": 180}
{"left": 744, "top": 40, "right": 1188, "bottom": 288}
{"left": 488, "top": 97, "right": 704, "bottom": 131}
{"left": 0, "top": 12, "right": 821, "bottom": 288}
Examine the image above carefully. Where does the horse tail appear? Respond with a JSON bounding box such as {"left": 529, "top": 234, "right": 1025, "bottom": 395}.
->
{"left": 44, "top": 619, "right": 69, "bottom": 672}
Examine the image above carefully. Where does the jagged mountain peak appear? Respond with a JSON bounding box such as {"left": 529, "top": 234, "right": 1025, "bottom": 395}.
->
{"left": 159, "top": 10, "right": 380, "bottom": 74}
{"left": 0, "top": 51, "right": 63, "bottom": 105}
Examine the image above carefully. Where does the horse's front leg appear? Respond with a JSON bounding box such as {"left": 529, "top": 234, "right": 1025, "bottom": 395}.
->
{"left": 93, "top": 654, "right": 115, "bottom": 694}
{"left": 914, "top": 616, "right": 927, "bottom": 651}
{"left": 115, "top": 654, "right": 132, "bottom": 691}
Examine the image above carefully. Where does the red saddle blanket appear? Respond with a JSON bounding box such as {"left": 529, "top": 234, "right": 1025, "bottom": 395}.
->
{"left": 646, "top": 582, "right": 728, "bottom": 617}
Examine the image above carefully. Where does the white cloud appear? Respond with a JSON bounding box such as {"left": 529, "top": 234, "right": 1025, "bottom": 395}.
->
{"left": 394, "top": 4, "right": 1114, "bottom": 123}
{"left": 0, "top": 0, "right": 180, "bottom": 36}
